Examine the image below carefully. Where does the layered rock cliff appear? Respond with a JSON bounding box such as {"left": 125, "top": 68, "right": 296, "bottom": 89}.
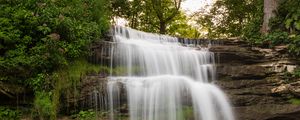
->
{"left": 210, "top": 39, "right": 300, "bottom": 120}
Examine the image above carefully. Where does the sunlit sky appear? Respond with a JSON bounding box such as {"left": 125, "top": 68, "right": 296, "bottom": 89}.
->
{"left": 115, "top": 0, "right": 214, "bottom": 26}
{"left": 182, "top": 0, "right": 213, "bottom": 14}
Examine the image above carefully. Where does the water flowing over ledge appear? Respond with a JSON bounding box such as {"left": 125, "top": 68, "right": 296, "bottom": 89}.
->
{"left": 107, "top": 26, "right": 235, "bottom": 120}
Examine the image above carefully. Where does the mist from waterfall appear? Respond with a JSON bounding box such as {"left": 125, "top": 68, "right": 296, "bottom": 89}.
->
{"left": 108, "top": 26, "right": 234, "bottom": 120}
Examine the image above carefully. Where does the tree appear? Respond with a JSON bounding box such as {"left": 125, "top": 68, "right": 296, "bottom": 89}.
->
{"left": 268, "top": 0, "right": 300, "bottom": 55}
{"left": 111, "top": 0, "right": 184, "bottom": 35}
{"left": 150, "top": 0, "right": 183, "bottom": 34}
{"left": 261, "top": 0, "right": 279, "bottom": 34}
{"left": 194, "top": 0, "right": 263, "bottom": 38}
{"left": 168, "top": 12, "right": 201, "bottom": 38}
{"left": 111, "top": 0, "right": 157, "bottom": 31}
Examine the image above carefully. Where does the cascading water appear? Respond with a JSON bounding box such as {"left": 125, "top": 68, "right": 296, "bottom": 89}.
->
{"left": 108, "top": 26, "right": 234, "bottom": 120}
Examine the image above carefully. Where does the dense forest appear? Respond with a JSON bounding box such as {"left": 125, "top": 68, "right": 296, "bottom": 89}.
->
{"left": 0, "top": 0, "right": 300, "bottom": 119}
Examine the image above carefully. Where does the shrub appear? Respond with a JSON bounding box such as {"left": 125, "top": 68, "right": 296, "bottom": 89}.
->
{"left": 0, "top": 0, "right": 110, "bottom": 87}
{"left": 0, "top": 107, "right": 21, "bottom": 120}
{"left": 32, "top": 91, "right": 55, "bottom": 119}
{"left": 76, "top": 109, "right": 96, "bottom": 120}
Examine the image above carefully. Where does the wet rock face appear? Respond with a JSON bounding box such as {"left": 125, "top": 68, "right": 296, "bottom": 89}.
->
{"left": 63, "top": 76, "right": 110, "bottom": 112}
{"left": 65, "top": 75, "right": 129, "bottom": 113}
{"left": 211, "top": 40, "right": 300, "bottom": 120}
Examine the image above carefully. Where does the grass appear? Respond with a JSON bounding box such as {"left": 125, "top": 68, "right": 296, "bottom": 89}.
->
{"left": 67, "top": 59, "right": 108, "bottom": 81}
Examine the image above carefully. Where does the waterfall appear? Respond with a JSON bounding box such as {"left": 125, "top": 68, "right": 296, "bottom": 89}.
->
{"left": 108, "top": 26, "right": 234, "bottom": 120}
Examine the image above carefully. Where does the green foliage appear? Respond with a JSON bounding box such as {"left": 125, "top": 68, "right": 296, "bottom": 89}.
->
{"left": 168, "top": 12, "right": 202, "bottom": 38}
{"left": 50, "top": 59, "right": 108, "bottom": 114}
{"left": 267, "top": 0, "right": 300, "bottom": 55}
{"left": 242, "top": 13, "right": 264, "bottom": 44}
{"left": 50, "top": 59, "right": 115, "bottom": 116}
{"left": 291, "top": 69, "right": 300, "bottom": 78}
{"left": 273, "top": 0, "right": 300, "bottom": 33}
{"left": 62, "top": 59, "right": 109, "bottom": 87}
{"left": 0, "top": 107, "right": 21, "bottom": 120}
{"left": 283, "top": 68, "right": 300, "bottom": 81}
{"left": 32, "top": 91, "right": 55, "bottom": 119}
{"left": 76, "top": 109, "right": 96, "bottom": 120}
{"left": 26, "top": 59, "right": 111, "bottom": 119}
{"left": 27, "top": 73, "right": 53, "bottom": 92}
{"left": 264, "top": 31, "right": 289, "bottom": 45}
{"left": 0, "top": 0, "right": 110, "bottom": 87}
{"left": 111, "top": 0, "right": 159, "bottom": 32}
{"left": 111, "top": 0, "right": 187, "bottom": 35}
{"left": 0, "top": 0, "right": 110, "bottom": 118}
{"left": 288, "top": 34, "right": 300, "bottom": 56}
{"left": 195, "top": 0, "right": 263, "bottom": 38}
{"left": 251, "top": 31, "right": 290, "bottom": 47}
{"left": 67, "top": 59, "right": 106, "bottom": 81}
{"left": 205, "top": 0, "right": 300, "bottom": 56}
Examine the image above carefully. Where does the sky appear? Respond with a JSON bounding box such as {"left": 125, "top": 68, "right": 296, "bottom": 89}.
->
{"left": 181, "top": 0, "right": 213, "bottom": 15}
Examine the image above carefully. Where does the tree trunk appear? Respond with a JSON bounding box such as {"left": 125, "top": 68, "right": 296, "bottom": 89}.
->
{"left": 159, "top": 21, "right": 166, "bottom": 34}
{"left": 261, "top": 0, "right": 279, "bottom": 34}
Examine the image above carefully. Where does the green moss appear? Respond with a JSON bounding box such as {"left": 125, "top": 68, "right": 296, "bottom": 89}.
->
{"left": 58, "top": 58, "right": 111, "bottom": 90}
{"left": 289, "top": 98, "right": 300, "bottom": 105}
{"left": 31, "top": 59, "right": 111, "bottom": 119}
{"left": 183, "top": 106, "right": 194, "bottom": 119}
{"left": 112, "top": 66, "right": 142, "bottom": 76}
{"left": 67, "top": 59, "right": 105, "bottom": 82}
{"left": 177, "top": 106, "right": 194, "bottom": 120}
{"left": 31, "top": 59, "right": 136, "bottom": 119}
